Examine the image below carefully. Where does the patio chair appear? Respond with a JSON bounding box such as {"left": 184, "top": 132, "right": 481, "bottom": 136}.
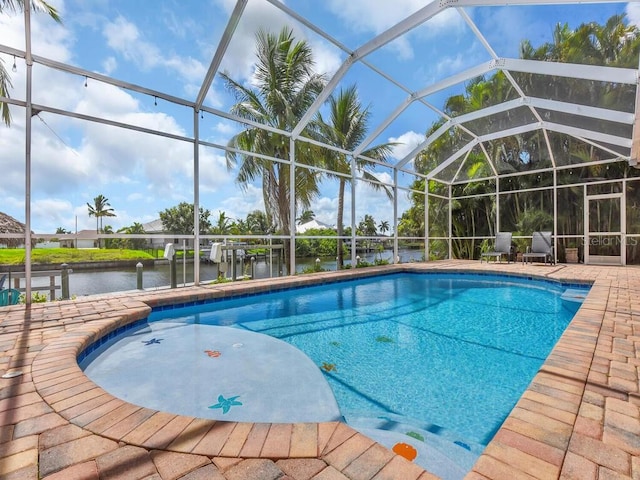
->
{"left": 0, "top": 288, "right": 21, "bottom": 306}
{"left": 480, "top": 232, "right": 513, "bottom": 263}
{"left": 522, "top": 231, "right": 555, "bottom": 265}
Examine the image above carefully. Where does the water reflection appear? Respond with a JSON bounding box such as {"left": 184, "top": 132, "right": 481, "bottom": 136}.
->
{"left": 28, "top": 249, "right": 423, "bottom": 297}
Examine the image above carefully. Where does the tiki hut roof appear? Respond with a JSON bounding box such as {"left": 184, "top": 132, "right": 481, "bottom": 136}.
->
{"left": 0, "top": 211, "right": 28, "bottom": 248}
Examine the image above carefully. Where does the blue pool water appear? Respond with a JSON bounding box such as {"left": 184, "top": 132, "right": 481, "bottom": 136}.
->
{"left": 80, "top": 272, "right": 588, "bottom": 478}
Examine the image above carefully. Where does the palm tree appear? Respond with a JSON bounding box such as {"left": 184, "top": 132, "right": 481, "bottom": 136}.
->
{"left": 118, "top": 222, "right": 146, "bottom": 249}
{"left": 245, "top": 210, "right": 272, "bottom": 234}
{"left": 297, "top": 210, "right": 315, "bottom": 225}
{"left": 87, "top": 195, "right": 116, "bottom": 247}
{"left": 221, "top": 27, "right": 326, "bottom": 271}
{"left": 211, "top": 211, "right": 232, "bottom": 235}
{"left": 0, "top": 0, "right": 61, "bottom": 125}
{"left": 359, "top": 214, "right": 378, "bottom": 236}
{"left": 314, "top": 85, "right": 395, "bottom": 267}
{"left": 101, "top": 224, "right": 115, "bottom": 248}
{"left": 378, "top": 220, "right": 389, "bottom": 236}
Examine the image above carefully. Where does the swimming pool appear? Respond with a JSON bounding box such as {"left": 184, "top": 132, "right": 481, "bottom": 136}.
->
{"left": 79, "top": 272, "right": 589, "bottom": 479}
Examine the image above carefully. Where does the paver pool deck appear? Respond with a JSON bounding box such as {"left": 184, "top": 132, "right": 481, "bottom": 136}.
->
{"left": 0, "top": 260, "right": 639, "bottom": 479}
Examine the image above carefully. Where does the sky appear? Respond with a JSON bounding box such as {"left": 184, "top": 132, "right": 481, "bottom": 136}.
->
{"left": 0, "top": 0, "right": 637, "bottom": 234}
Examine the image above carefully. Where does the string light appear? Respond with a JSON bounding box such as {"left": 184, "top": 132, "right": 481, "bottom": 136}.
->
{"left": 84, "top": 76, "right": 88, "bottom": 88}
{"left": 154, "top": 96, "right": 157, "bottom": 106}
{"left": 12, "top": 55, "right": 17, "bottom": 73}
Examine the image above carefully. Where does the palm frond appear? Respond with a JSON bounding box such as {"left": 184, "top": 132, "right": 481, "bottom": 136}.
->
{"left": 0, "top": 61, "right": 13, "bottom": 126}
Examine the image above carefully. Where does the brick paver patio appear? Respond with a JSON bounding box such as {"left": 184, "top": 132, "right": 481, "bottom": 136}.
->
{"left": 1, "top": 260, "right": 638, "bottom": 479}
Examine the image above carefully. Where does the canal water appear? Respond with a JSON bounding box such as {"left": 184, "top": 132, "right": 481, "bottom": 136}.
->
{"left": 28, "top": 249, "right": 424, "bottom": 297}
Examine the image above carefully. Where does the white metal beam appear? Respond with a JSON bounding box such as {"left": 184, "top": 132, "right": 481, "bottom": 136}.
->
{"left": 28, "top": 51, "right": 195, "bottom": 107}
{"left": 396, "top": 120, "right": 452, "bottom": 169}
{"left": 452, "top": 149, "right": 472, "bottom": 183}
{"left": 290, "top": 57, "right": 353, "bottom": 138}
{"left": 502, "top": 58, "right": 637, "bottom": 84}
{"left": 24, "top": 0, "right": 33, "bottom": 305}
{"left": 264, "top": 0, "right": 444, "bottom": 127}
{"left": 427, "top": 140, "right": 477, "bottom": 180}
{"left": 479, "top": 142, "right": 498, "bottom": 177}
{"left": 354, "top": 53, "right": 635, "bottom": 165}
{"left": 578, "top": 135, "right": 630, "bottom": 160}
{"left": 291, "top": 0, "right": 447, "bottom": 139}
{"left": 412, "top": 56, "right": 637, "bottom": 102}
{"left": 454, "top": 98, "right": 525, "bottom": 125}
{"left": 395, "top": 100, "right": 535, "bottom": 171}
{"left": 477, "top": 122, "right": 542, "bottom": 143}
{"left": 425, "top": 117, "right": 632, "bottom": 182}
{"left": 455, "top": 0, "right": 636, "bottom": 5}
{"left": 414, "top": 60, "right": 496, "bottom": 99}
{"left": 353, "top": 95, "right": 415, "bottom": 158}
{"left": 353, "top": 1, "right": 444, "bottom": 60}
{"left": 420, "top": 120, "right": 629, "bottom": 183}
{"left": 33, "top": 104, "right": 195, "bottom": 143}
{"left": 542, "top": 121, "right": 632, "bottom": 148}
{"left": 527, "top": 97, "right": 634, "bottom": 124}
{"left": 543, "top": 129, "right": 557, "bottom": 168}
{"left": 447, "top": 96, "right": 633, "bottom": 130}
{"left": 400, "top": 95, "right": 633, "bottom": 172}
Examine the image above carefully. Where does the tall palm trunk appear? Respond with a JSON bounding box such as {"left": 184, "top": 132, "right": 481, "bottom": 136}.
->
{"left": 96, "top": 216, "right": 100, "bottom": 248}
{"left": 278, "top": 164, "right": 291, "bottom": 273}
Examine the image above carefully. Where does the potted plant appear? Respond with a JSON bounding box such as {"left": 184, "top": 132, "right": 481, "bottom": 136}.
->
{"left": 565, "top": 242, "right": 579, "bottom": 263}
{"left": 513, "top": 236, "right": 529, "bottom": 263}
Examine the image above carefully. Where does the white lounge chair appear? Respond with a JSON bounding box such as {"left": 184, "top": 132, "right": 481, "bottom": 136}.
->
{"left": 522, "top": 231, "right": 555, "bottom": 265}
{"left": 480, "top": 232, "right": 512, "bottom": 263}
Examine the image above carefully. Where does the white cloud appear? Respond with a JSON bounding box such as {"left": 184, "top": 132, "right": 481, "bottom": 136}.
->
{"left": 213, "top": 121, "right": 236, "bottom": 137}
{"left": 308, "top": 196, "right": 339, "bottom": 227}
{"left": 127, "top": 193, "right": 145, "bottom": 202}
{"left": 0, "top": 7, "right": 234, "bottom": 233}
{"left": 102, "top": 16, "right": 206, "bottom": 89}
{"left": 31, "top": 198, "right": 75, "bottom": 233}
{"left": 75, "top": 81, "right": 140, "bottom": 116}
{"left": 627, "top": 4, "right": 640, "bottom": 28}
{"left": 31, "top": 198, "right": 74, "bottom": 233}
{"left": 73, "top": 204, "right": 94, "bottom": 231}
{"left": 199, "top": 150, "right": 234, "bottom": 194}
{"left": 67, "top": 81, "right": 200, "bottom": 197}
{"left": 306, "top": 172, "right": 401, "bottom": 231}
{"left": 389, "top": 130, "right": 424, "bottom": 160}
{"left": 327, "top": 0, "right": 422, "bottom": 34}
{"left": 326, "top": 0, "right": 464, "bottom": 59}
{"left": 103, "top": 16, "right": 147, "bottom": 64}
{"left": 162, "top": 9, "right": 198, "bottom": 40}
{"left": 0, "top": 2, "right": 72, "bottom": 62}
{"left": 350, "top": 182, "right": 393, "bottom": 228}
{"left": 215, "top": 0, "right": 287, "bottom": 80}
{"left": 102, "top": 56, "right": 117, "bottom": 74}
{"left": 165, "top": 55, "right": 206, "bottom": 82}
{"left": 213, "top": 0, "right": 342, "bottom": 82}
{"left": 354, "top": 180, "right": 409, "bottom": 230}
{"left": 433, "top": 53, "right": 467, "bottom": 80}
{"left": 218, "top": 183, "right": 264, "bottom": 221}
{"left": 474, "top": 6, "right": 548, "bottom": 59}
{"left": 309, "top": 38, "right": 343, "bottom": 78}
